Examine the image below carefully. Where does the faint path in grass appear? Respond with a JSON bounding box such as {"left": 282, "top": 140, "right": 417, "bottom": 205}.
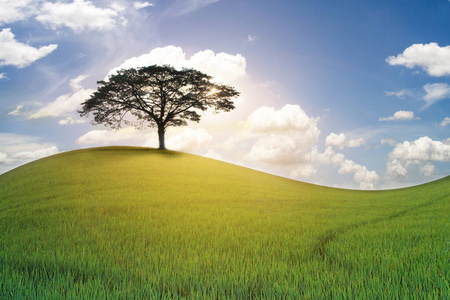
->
{"left": 312, "top": 194, "right": 449, "bottom": 262}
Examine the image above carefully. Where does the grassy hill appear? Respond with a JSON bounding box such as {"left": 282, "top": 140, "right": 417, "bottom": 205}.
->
{"left": 0, "top": 146, "right": 448, "bottom": 299}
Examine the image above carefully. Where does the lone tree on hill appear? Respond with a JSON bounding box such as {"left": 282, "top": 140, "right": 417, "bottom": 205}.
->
{"left": 79, "top": 65, "right": 239, "bottom": 150}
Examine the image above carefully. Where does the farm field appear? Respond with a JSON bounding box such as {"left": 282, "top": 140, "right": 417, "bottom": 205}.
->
{"left": 0, "top": 146, "right": 448, "bottom": 299}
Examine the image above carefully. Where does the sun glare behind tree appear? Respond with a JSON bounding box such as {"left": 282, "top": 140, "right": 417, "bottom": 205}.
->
{"left": 79, "top": 65, "right": 240, "bottom": 150}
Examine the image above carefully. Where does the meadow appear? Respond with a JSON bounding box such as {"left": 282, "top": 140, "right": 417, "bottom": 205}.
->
{"left": 0, "top": 147, "right": 448, "bottom": 299}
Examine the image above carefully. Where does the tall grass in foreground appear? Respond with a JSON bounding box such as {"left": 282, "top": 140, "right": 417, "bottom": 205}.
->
{"left": 0, "top": 147, "right": 449, "bottom": 299}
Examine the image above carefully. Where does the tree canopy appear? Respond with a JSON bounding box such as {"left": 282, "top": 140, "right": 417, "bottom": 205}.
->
{"left": 79, "top": 65, "right": 240, "bottom": 149}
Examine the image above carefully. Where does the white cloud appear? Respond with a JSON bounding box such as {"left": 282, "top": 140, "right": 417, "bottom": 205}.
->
{"left": 441, "top": 117, "right": 450, "bottom": 127}
{"left": 229, "top": 104, "right": 378, "bottom": 189}
{"left": 165, "top": 128, "right": 212, "bottom": 152}
{"left": 8, "top": 105, "right": 24, "bottom": 116}
{"left": 245, "top": 35, "right": 256, "bottom": 43}
{"left": 423, "top": 83, "right": 450, "bottom": 108}
{"left": 0, "top": 72, "right": 6, "bottom": 80}
{"left": 247, "top": 105, "right": 320, "bottom": 165}
{"left": 386, "top": 159, "right": 407, "bottom": 178}
{"left": 77, "top": 126, "right": 212, "bottom": 152}
{"left": 0, "top": 28, "right": 57, "bottom": 68}
{"left": 420, "top": 163, "right": 435, "bottom": 177}
{"left": 36, "top": 0, "right": 125, "bottom": 32}
{"left": 381, "top": 138, "right": 396, "bottom": 146}
{"left": 379, "top": 110, "right": 418, "bottom": 121}
{"left": 385, "top": 90, "right": 410, "bottom": 98}
{"left": 0, "top": 0, "right": 36, "bottom": 25}
{"left": 110, "top": 2, "right": 127, "bottom": 13}
{"left": 389, "top": 136, "right": 450, "bottom": 163}
{"left": 386, "top": 136, "right": 450, "bottom": 178}
{"left": 29, "top": 89, "right": 93, "bottom": 118}
{"left": 0, "top": 133, "right": 59, "bottom": 173}
{"left": 106, "top": 45, "right": 247, "bottom": 84}
{"left": 0, "top": 152, "right": 13, "bottom": 165}
{"left": 347, "top": 138, "right": 365, "bottom": 148}
{"left": 338, "top": 159, "right": 380, "bottom": 189}
{"left": 133, "top": 2, "right": 154, "bottom": 9}
{"left": 189, "top": 50, "right": 247, "bottom": 83}
{"left": 204, "top": 149, "right": 222, "bottom": 160}
{"left": 306, "top": 146, "right": 345, "bottom": 166}
{"left": 12, "top": 146, "right": 58, "bottom": 160}
{"left": 29, "top": 75, "right": 94, "bottom": 119}
{"left": 325, "top": 132, "right": 365, "bottom": 149}
{"left": 0, "top": 145, "right": 59, "bottom": 170}
{"left": 76, "top": 127, "right": 150, "bottom": 145}
{"left": 386, "top": 43, "right": 450, "bottom": 76}
{"left": 305, "top": 146, "right": 378, "bottom": 189}
{"left": 58, "top": 117, "right": 86, "bottom": 125}
{"left": 290, "top": 163, "right": 317, "bottom": 178}
{"left": 250, "top": 134, "right": 304, "bottom": 165}
{"left": 325, "top": 132, "right": 346, "bottom": 149}
{"left": 247, "top": 105, "right": 319, "bottom": 134}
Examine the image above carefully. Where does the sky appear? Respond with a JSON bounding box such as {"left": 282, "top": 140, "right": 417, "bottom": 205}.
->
{"left": 0, "top": 0, "right": 449, "bottom": 190}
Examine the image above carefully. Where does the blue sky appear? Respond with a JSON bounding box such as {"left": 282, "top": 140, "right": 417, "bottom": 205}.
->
{"left": 0, "top": 0, "right": 449, "bottom": 189}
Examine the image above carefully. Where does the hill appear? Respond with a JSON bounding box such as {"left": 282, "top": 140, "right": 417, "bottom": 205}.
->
{"left": 0, "top": 146, "right": 449, "bottom": 299}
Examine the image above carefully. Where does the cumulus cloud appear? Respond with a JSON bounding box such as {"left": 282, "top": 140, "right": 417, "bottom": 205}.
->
{"left": 0, "top": 133, "right": 59, "bottom": 173}
{"left": 389, "top": 136, "right": 450, "bottom": 163}
{"left": 419, "top": 163, "right": 435, "bottom": 177}
{"left": 36, "top": 0, "right": 126, "bottom": 32}
{"left": 29, "top": 75, "right": 94, "bottom": 119}
{"left": 441, "top": 117, "right": 450, "bottom": 127}
{"left": 379, "top": 110, "right": 418, "bottom": 121}
{"left": 247, "top": 105, "right": 319, "bottom": 134}
{"left": 0, "top": 146, "right": 59, "bottom": 170}
{"left": 106, "top": 45, "right": 246, "bottom": 83}
{"left": 304, "top": 146, "right": 378, "bottom": 189}
{"left": 386, "top": 43, "right": 450, "bottom": 76}
{"left": 247, "top": 105, "right": 320, "bottom": 165}
{"left": 0, "top": 72, "right": 7, "bottom": 80}
{"left": 325, "top": 133, "right": 346, "bottom": 149}
{"left": 423, "top": 83, "right": 450, "bottom": 108}
{"left": 304, "top": 146, "right": 345, "bottom": 168}
{"left": 386, "top": 159, "right": 407, "bottom": 178}
{"left": 204, "top": 149, "right": 222, "bottom": 161}
{"left": 0, "top": 0, "right": 36, "bottom": 24}
{"left": 347, "top": 138, "right": 365, "bottom": 148}
{"left": 250, "top": 134, "right": 304, "bottom": 165}
{"left": 0, "top": 152, "right": 13, "bottom": 165}
{"left": 386, "top": 136, "right": 450, "bottom": 178}
{"left": 133, "top": 2, "right": 154, "bottom": 9}
{"left": 76, "top": 127, "right": 150, "bottom": 145}
{"left": 165, "top": 128, "right": 212, "bottom": 152}
{"left": 325, "top": 132, "right": 365, "bottom": 149}
{"left": 338, "top": 159, "right": 380, "bottom": 189}
{"left": 0, "top": 28, "right": 57, "bottom": 68}
{"left": 12, "top": 146, "right": 58, "bottom": 160}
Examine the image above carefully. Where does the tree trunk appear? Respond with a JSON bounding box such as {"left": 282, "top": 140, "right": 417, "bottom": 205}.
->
{"left": 158, "top": 125, "right": 166, "bottom": 150}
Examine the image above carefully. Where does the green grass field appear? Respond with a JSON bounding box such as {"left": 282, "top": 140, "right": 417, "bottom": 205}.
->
{"left": 0, "top": 146, "right": 448, "bottom": 299}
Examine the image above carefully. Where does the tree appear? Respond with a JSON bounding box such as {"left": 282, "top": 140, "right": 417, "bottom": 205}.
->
{"left": 79, "top": 65, "right": 240, "bottom": 150}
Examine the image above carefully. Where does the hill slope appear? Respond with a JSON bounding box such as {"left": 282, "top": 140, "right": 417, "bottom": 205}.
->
{"left": 0, "top": 147, "right": 449, "bottom": 299}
